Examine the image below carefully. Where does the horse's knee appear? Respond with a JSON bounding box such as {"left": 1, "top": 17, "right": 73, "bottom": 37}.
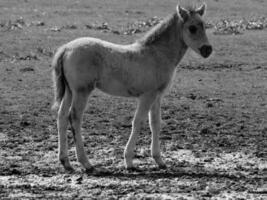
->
{"left": 68, "top": 109, "right": 79, "bottom": 140}
{"left": 58, "top": 110, "right": 68, "bottom": 122}
{"left": 69, "top": 107, "right": 78, "bottom": 121}
{"left": 57, "top": 102, "right": 69, "bottom": 117}
{"left": 124, "top": 150, "right": 134, "bottom": 159}
{"left": 132, "top": 117, "right": 145, "bottom": 129}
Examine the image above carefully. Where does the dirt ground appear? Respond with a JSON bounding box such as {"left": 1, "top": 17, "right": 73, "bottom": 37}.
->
{"left": 0, "top": 0, "right": 266, "bottom": 199}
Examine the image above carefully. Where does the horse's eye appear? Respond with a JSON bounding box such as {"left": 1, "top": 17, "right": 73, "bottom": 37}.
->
{"left": 189, "top": 25, "right": 197, "bottom": 34}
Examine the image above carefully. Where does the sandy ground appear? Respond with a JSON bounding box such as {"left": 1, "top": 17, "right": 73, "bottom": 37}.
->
{"left": 0, "top": 0, "right": 266, "bottom": 199}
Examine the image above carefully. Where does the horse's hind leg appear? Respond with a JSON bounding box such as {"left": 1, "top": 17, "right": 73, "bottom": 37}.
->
{"left": 149, "top": 95, "right": 166, "bottom": 168}
{"left": 58, "top": 87, "right": 73, "bottom": 171}
{"left": 124, "top": 93, "right": 157, "bottom": 169}
{"left": 69, "top": 89, "right": 93, "bottom": 172}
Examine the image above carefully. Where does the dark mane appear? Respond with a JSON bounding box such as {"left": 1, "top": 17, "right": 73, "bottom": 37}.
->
{"left": 137, "top": 12, "right": 179, "bottom": 46}
{"left": 186, "top": 5, "right": 197, "bottom": 15}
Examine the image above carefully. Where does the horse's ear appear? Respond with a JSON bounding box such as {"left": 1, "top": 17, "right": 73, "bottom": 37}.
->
{"left": 176, "top": 5, "right": 189, "bottom": 22}
{"left": 196, "top": 3, "right": 206, "bottom": 16}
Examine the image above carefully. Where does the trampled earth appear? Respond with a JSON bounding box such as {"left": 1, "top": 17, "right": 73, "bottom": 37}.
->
{"left": 0, "top": 0, "right": 266, "bottom": 199}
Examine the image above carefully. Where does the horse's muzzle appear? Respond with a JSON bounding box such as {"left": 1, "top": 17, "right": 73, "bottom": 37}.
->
{"left": 199, "top": 45, "right": 212, "bottom": 58}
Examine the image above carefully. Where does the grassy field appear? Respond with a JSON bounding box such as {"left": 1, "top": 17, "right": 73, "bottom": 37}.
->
{"left": 0, "top": 0, "right": 267, "bottom": 199}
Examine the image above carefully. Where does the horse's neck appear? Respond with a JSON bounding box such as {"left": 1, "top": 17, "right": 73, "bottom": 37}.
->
{"left": 162, "top": 20, "right": 187, "bottom": 65}
{"left": 147, "top": 19, "right": 188, "bottom": 67}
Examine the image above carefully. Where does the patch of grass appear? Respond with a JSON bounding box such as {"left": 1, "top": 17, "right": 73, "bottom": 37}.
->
{"left": 213, "top": 17, "right": 267, "bottom": 35}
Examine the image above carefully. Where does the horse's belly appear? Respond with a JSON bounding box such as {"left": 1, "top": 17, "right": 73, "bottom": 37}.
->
{"left": 96, "top": 79, "right": 142, "bottom": 97}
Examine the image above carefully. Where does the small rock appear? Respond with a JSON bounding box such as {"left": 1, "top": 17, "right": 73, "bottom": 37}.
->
{"left": 206, "top": 102, "right": 214, "bottom": 107}
{"left": 199, "top": 127, "right": 213, "bottom": 135}
{"left": 63, "top": 24, "right": 77, "bottom": 29}
{"left": 50, "top": 26, "right": 61, "bottom": 32}
{"left": 76, "top": 176, "right": 83, "bottom": 184}
{"left": 203, "top": 157, "right": 214, "bottom": 162}
{"left": 10, "top": 168, "right": 21, "bottom": 175}
{"left": 187, "top": 93, "right": 197, "bottom": 100}
{"left": 33, "top": 21, "right": 45, "bottom": 26}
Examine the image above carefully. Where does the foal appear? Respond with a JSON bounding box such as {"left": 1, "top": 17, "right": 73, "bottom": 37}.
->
{"left": 52, "top": 4, "right": 212, "bottom": 172}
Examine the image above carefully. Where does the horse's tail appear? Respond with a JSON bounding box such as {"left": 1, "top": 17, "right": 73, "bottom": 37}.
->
{"left": 51, "top": 46, "right": 67, "bottom": 111}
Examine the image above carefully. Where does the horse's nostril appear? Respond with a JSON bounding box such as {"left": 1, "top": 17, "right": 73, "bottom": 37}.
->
{"left": 206, "top": 45, "right": 212, "bottom": 54}
{"left": 199, "top": 45, "right": 212, "bottom": 58}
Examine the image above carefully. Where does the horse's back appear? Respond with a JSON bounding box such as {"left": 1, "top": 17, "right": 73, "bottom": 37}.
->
{"left": 61, "top": 37, "right": 137, "bottom": 93}
{"left": 65, "top": 37, "right": 135, "bottom": 52}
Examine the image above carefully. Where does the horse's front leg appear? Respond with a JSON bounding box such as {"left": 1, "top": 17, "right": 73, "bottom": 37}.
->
{"left": 124, "top": 93, "right": 156, "bottom": 169}
{"left": 149, "top": 96, "right": 166, "bottom": 168}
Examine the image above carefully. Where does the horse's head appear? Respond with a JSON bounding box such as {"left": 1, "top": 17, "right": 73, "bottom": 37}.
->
{"left": 177, "top": 4, "right": 212, "bottom": 58}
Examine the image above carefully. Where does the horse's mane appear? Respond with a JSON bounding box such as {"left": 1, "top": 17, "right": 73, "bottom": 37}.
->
{"left": 137, "top": 12, "right": 178, "bottom": 46}
{"left": 185, "top": 5, "right": 198, "bottom": 15}
{"left": 137, "top": 5, "right": 200, "bottom": 46}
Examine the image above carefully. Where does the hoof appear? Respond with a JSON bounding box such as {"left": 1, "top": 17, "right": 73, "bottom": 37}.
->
{"left": 61, "top": 159, "right": 74, "bottom": 173}
{"left": 158, "top": 164, "right": 167, "bottom": 169}
{"left": 85, "top": 167, "right": 95, "bottom": 174}
{"left": 64, "top": 166, "right": 75, "bottom": 173}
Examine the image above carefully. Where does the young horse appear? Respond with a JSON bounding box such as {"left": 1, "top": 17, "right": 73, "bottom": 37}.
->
{"left": 52, "top": 4, "right": 212, "bottom": 172}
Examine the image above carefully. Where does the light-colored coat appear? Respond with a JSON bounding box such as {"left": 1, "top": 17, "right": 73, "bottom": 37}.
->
{"left": 52, "top": 4, "right": 212, "bottom": 172}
